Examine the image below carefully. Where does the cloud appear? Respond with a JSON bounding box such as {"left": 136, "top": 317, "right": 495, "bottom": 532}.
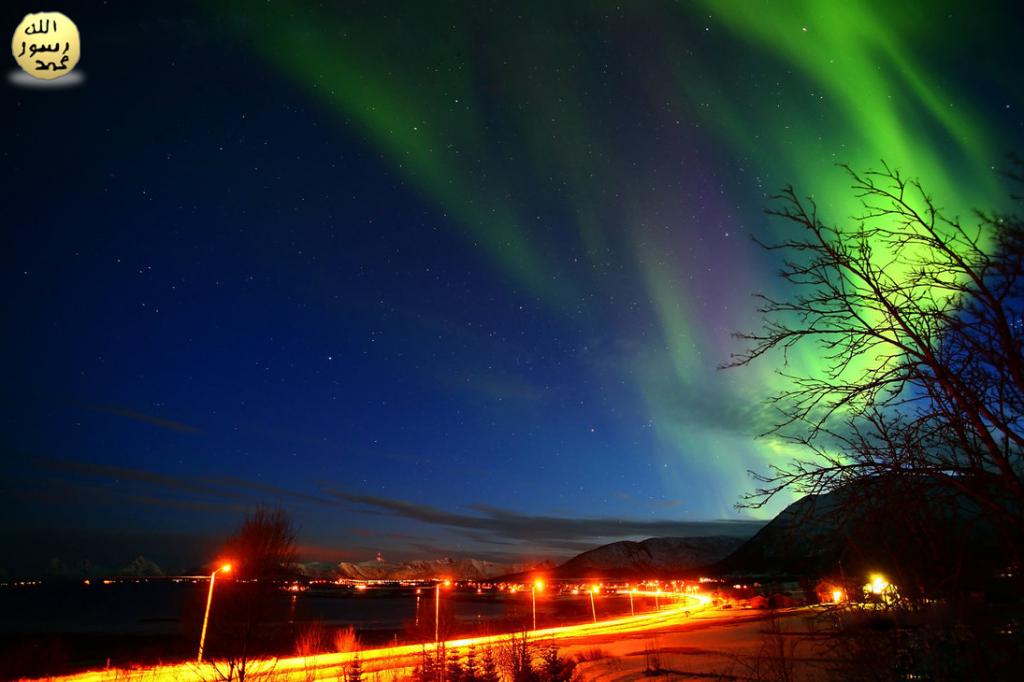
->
{"left": 384, "top": 530, "right": 440, "bottom": 543}
{"left": 10, "top": 475, "right": 251, "bottom": 515}
{"left": 293, "top": 542, "right": 366, "bottom": 562}
{"left": 326, "top": 491, "right": 765, "bottom": 548}
{"left": 85, "top": 404, "right": 202, "bottom": 434}
{"left": 30, "top": 456, "right": 340, "bottom": 508}
{"left": 17, "top": 456, "right": 765, "bottom": 565}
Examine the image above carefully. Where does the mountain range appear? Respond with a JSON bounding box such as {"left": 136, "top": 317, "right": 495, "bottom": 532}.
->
{"left": 335, "top": 556, "right": 550, "bottom": 581}
{"left": 331, "top": 477, "right": 1011, "bottom": 584}
{"left": 332, "top": 535, "right": 749, "bottom": 582}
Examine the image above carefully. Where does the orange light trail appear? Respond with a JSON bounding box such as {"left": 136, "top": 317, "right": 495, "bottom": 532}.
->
{"left": 38, "top": 590, "right": 710, "bottom": 682}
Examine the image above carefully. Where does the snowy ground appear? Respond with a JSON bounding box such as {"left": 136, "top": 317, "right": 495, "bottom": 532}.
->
{"left": 559, "top": 607, "right": 834, "bottom": 681}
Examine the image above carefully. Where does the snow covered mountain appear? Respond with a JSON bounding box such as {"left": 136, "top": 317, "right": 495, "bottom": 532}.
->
{"left": 118, "top": 555, "right": 164, "bottom": 577}
{"left": 336, "top": 556, "right": 543, "bottom": 581}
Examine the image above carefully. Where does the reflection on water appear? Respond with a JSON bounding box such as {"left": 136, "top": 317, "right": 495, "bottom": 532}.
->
{"left": 0, "top": 581, "right": 521, "bottom": 635}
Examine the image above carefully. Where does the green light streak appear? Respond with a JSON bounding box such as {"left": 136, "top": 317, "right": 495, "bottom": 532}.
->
{"left": 224, "top": 2, "right": 576, "bottom": 307}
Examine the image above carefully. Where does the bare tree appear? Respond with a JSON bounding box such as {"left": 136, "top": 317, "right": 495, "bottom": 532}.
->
{"left": 207, "top": 506, "right": 299, "bottom": 681}
{"left": 222, "top": 506, "right": 298, "bottom": 580}
{"left": 498, "top": 630, "right": 537, "bottom": 682}
{"left": 728, "top": 162, "right": 1024, "bottom": 575}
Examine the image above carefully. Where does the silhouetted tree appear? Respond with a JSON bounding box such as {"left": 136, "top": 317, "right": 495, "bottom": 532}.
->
{"left": 345, "top": 654, "right": 362, "bottom": 682}
{"left": 412, "top": 645, "right": 437, "bottom": 682}
{"left": 446, "top": 651, "right": 465, "bottom": 682}
{"left": 413, "top": 644, "right": 450, "bottom": 682}
{"left": 729, "top": 162, "right": 1024, "bottom": 591}
{"left": 500, "top": 630, "right": 537, "bottom": 682}
{"left": 463, "top": 644, "right": 480, "bottom": 682}
{"left": 480, "top": 646, "right": 499, "bottom": 682}
{"left": 207, "top": 506, "right": 298, "bottom": 680}
{"left": 223, "top": 507, "right": 298, "bottom": 580}
{"left": 539, "top": 643, "right": 576, "bottom": 682}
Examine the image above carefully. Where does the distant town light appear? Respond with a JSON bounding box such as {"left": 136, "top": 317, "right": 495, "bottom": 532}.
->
{"left": 868, "top": 574, "right": 888, "bottom": 595}
{"left": 863, "top": 573, "right": 899, "bottom": 603}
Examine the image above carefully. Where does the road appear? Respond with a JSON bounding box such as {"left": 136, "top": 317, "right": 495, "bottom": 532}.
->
{"left": 37, "top": 591, "right": 712, "bottom": 682}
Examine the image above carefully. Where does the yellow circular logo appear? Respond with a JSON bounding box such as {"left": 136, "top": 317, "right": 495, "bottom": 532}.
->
{"left": 11, "top": 11, "right": 80, "bottom": 80}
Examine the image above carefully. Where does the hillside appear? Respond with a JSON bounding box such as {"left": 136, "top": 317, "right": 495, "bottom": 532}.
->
{"left": 713, "top": 490, "right": 846, "bottom": 578}
{"left": 552, "top": 536, "right": 747, "bottom": 579}
{"left": 713, "top": 478, "right": 1007, "bottom": 582}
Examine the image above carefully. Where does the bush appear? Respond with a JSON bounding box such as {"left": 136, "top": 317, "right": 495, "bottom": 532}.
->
{"left": 334, "top": 626, "right": 360, "bottom": 653}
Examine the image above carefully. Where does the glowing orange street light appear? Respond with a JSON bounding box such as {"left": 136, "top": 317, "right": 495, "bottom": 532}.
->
{"left": 531, "top": 579, "right": 545, "bottom": 630}
{"left": 435, "top": 579, "right": 452, "bottom": 642}
{"left": 589, "top": 585, "right": 599, "bottom": 624}
{"left": 197, "top": 563, "right": 231, "bottom": 664}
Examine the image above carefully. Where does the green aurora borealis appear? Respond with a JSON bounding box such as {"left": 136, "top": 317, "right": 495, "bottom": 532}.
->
{"left": 217, "top": 0, "right": 1021, "bottom": 518}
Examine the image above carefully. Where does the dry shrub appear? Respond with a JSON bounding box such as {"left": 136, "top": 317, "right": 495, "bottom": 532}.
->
{"left": 574, "top": 647, "right": 607, "bottom": 662}
{"left": 334, "top": 625, "right": 361, "bottom": 653}
{"left": 296, "top": 621, "right": 328, "bottom": 657}
{"left": 498, "top": 630, "right": 535, "bottom": 681}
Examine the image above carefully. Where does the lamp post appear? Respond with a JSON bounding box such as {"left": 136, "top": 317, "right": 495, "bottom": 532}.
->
{"left": 531, "top": 579, "right": 544, "bottom": 630}
{"left": 435, "top": 579, "right": 451, "bottom": 642}
{"left": 628, "top": 588, "right": 635, "bottom": 616}
{"left": 197, "top": 563, "right": 231, "bottom": 664}
{"left": 589, "top": 585, "right": 598, "bottom": 624}
{"left": 434, "top": 583, "right": 440, "bottom": 642}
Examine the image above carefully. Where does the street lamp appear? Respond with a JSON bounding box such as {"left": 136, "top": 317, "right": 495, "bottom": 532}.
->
{"left": 589, "top": 585, "right": 599, "bottom": 624}
{"left": 197, "top": 563, "right": 232, "bottom": 664}
{"left": 531, "top": 579, "right": 545, "bottom": 630}
{"left": 628, "top": 587, "right": 635, "bottom": 616}
{"left": 435, "top": 579, "right": 451, "bottom": 642}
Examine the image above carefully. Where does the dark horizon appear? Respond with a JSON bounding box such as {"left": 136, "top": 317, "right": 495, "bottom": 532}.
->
{"left": 0, "top": 514, "right": 767, "bottom": 580}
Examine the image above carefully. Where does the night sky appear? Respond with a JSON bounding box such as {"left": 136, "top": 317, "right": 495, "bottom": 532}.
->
{"left": 3, "top": 0, "right": 1023, "bottom": 576}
